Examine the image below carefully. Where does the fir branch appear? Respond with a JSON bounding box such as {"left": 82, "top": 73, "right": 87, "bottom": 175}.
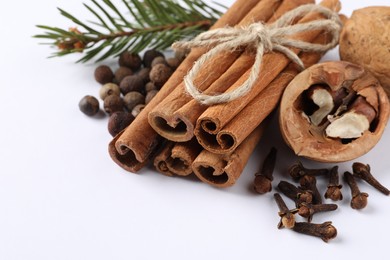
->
{"left": 34, "top": 0, "right": 225, "bottom": 63}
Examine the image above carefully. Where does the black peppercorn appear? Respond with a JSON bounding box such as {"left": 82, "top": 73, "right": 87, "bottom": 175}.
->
{"left": 145, "top": 90, "right": 158, "bottom": 104}
{"left": 107, "top": 111, "right": 135, "bottom": 137}
{"left": 79, "top": 95, "right": 100, "bottom": 116}
{"left": 143, "top": 49, "right": 164, "bottom": 68}
{"left": 114, "top": 66, "right": 133, "bottom": 84}
{"left": 123, "top": 91, "right": 145, "bottom": 111}
{"left": 119, "top": 75, "right": 145, "bottom": 95}
{"left": 94, "top": 65, "right": 114, "bottom": 84}
{"left": 103, "top": 95, "right": 124, "bottom": 115}
{"left": 99, "top": 83, "right": 121, "bottom": 100}
{"left": 149, "top": 63, "right": 173, "bottom": 87}
{"left": 119, "top": 51, "right": 142, "bottom": 71}
{"left": 137, "top": 67, "right": 151, "bottom": 83}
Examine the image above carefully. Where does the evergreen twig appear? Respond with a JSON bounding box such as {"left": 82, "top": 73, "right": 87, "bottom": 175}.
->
{"left": 34, "top": 0, "right": 224, "bottom": 63}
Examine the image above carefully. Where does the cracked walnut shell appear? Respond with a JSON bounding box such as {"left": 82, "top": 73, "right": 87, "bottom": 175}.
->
{"left": 279, "top": 61, "right": 389, "bottom": 162}
{"left": 339, "top": 6, "right": 390, "bottom": 98}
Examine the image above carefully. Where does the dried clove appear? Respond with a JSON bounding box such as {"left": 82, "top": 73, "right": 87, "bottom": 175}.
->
{"left": 344, "top": 171, "right": 369, "bottom": 209}
{"left": 274, "top": 193, "right": 298, "bottom": 229}
{"left": 254, "top": 147, "right": 277, "bottom": 194}
{"left": 324, "top": 166, "right": 343, "bottom": 201}
{"left": 352, "top": 162, "right": 390, "bottom": 195}
{"left": 288, "top": 161, "right": 329, "bottom": 181}
{"left": 299, "top": 175, "right": 322, "bottom": 205}
{"left": 277, "top": 181, "right": 313, "bottom": 207}
{"left": 298, "top": 202, "right": 338, "bottom": 223}
{"left": 292, "top": 221, "right": 337, "bottom": 242}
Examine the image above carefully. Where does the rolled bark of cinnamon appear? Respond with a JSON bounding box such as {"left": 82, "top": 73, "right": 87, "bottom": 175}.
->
{"left": 192, "top": 119, "right": 269, "bottom": 188}
{"left": 108, "top": 0, "right": 263, "bottom": 172}
{"left": 170, "top": 0, "right": 314, "bottom": 141}
{"left": 148, "top": 0, "right": 285, "bottom": 142}
{"left": 153, "top": 139, "right": 202, "bottom": 176}
{"left": 195, "top": 32, "right": 332, "bottom": 154}
{"left": 195, "top": 0, "right": 341, "bottom": 154}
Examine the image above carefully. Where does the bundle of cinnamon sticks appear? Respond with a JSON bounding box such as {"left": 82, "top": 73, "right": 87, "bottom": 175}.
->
{"left": 109, "top": 0, "right": 342, "bottom": 188}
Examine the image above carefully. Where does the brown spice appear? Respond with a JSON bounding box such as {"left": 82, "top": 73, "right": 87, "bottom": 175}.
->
{"left": 114, "top": 67, "right": 133, "bottom": 84}
{"left": 149, "top": 64, "right": 173, "bottom": 87}
{"left": 274, "top": 193, "right": 298, "bottom": 229}
{"left": 119, "top": 75, "right": 145, "bottom": 95}
{"left": 94, "top": 65, "right": 114, "bottom": 84}
{"left": 79, "top": 95, "right": 100, "bottom": 116}
{"left": 254, "top": 147, "right": 277, "bottom": 194}
{"left": 143, "top": 49, "right": 164, "bottom": 68}
{"left": 119, "top": 52, "right": 142, "bottom": 71}
{"left": 292, "top": 221, "right": 337, "bottom": 242}
{"left": 103, "top": 95, "right": 124, "bottom": 115}
{"left": 109, "top": 0, "right": 263, "bottom": 172}
{"left": 108, "top": 111, "right": 134, "bottom": 137}
{"left": 297, "top": 202, "right": 337, "bottom": 223}
{"left": 352, "top": 162, "right": 390, "bottom": 195}
{"left": 324, "top": 166, "right": 343, "bottom": 201}
{"left": 123, "top": 92, "right": 145, "bottom": 111}
{"left": 344, "top": 171, "right": 368, "bottom": 210}
{"left": 277, "top": 180, "right": 313, "bottom": 207}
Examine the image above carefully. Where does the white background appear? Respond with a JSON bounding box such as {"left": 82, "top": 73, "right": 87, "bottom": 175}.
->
{"left": 1, "top": 0, "right": 389, "bottom": 259}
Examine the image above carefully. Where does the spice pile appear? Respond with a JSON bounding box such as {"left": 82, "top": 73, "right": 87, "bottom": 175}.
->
{"left": 254, "top": 148, "right": 389, "bottom": 242}
{"left": 78, "top": 49, "right": 185, "bottom": 136}
{"left": 108, "top": 0, "right": 346, "bottom": 182}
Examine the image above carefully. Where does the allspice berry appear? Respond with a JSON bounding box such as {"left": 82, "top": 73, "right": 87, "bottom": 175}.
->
{"left": 143, "top": 49, "right": 164, "bottom": 68}
{"left": 103, "top": 95, "right": 124, "bottom": 115}
{"left": 123, "top": 91, "right": 145, "bottom": 111}
{"left": 107, "top": 111, "right": 135, "bottom": 137}
{"left": 114, "top": 66, "right": 133, "bottom": 84}
{"left": 151, "top": 56, "right": 168, "bottom": 67}
{"left": 145, "top": 90, "right": 158, "bottom": 104}
{"left": 166, "top": 57, "right": 181, "bottom": 70}
{"left": 94, "top": 65, "right": 114, "bottom": 84}
{"left": 137, "top": 67, "right": 151, "bottom": 83}
{"left": 132, "top": 104, "right": 146, "bottom": 117}
{"left": 79, "top": 95, "right": 100, "bottom": 116}
{"left": 99, "top": 83, "right": 121, "bottom": 100}
{"left": 174, "top": 50, "right": 188, "bottom": 61}
{"left": 145, "top": 82, "right": 157, "bottom": 92}
{"left": 119, "top": 52, "right": 142, "bottom": 71}
{"left": 119, "top": 75, "right": 145, "bottom": 95}
{"left": 150, "top": 63, "right": 173, "bottom": 87}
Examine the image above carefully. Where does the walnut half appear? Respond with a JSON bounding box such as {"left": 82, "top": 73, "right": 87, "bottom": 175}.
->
{"left": 279, "top": 61, "right": 389, "bottom": 163}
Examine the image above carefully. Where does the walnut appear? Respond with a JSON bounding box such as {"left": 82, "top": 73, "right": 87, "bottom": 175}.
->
{"left": 339, "top": 6, "right": 390, "bottom": 98}
{"left": 279, "top": 61, "right": 389, "bottom": 163}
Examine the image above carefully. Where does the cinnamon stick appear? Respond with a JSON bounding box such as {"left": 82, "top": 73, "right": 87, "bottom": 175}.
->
{"left": 192, "top": 119, "right": 269, "bottom": 188}
{"left": 195, "top": 0, "right": 341, "bottom": 153}
{"left": 153, "top": 139, "right": 202, "bottom": 176}
{"left": 108, "top": 0, "right": 262, "bottom": 172}
{"left": 148, "top": 0, "right": 284, "bottom": 142}
{"left": 153, "top": 142, "right": 175, "bottom": 176}
{"left": 171, "top": 0, "right": 315, "bottom": 141}
{"left": 195, "top": 31, "right": 332, "bottom": 154}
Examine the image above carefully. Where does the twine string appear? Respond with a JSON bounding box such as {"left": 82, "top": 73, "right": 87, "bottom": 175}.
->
{"left": 172, "top": 4, "right": 342, "bottom": 105}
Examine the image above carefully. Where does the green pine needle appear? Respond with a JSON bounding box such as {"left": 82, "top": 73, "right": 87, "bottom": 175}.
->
{"left": 34, "top": 0, "right": 225, "bottom": 63}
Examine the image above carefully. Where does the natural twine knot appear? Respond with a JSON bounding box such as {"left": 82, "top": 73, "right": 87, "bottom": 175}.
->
{"left": 172, "top": 4, "right": 342, "bottom": 105}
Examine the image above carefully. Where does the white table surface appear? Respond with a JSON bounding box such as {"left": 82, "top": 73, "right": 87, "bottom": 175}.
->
{"left": 1, "top": 0, "right": 389, "bottom": 259}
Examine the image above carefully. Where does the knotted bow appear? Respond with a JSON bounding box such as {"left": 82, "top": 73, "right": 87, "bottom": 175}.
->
{"left": 172, "top": 4, "right": 342, "bottom": 105}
